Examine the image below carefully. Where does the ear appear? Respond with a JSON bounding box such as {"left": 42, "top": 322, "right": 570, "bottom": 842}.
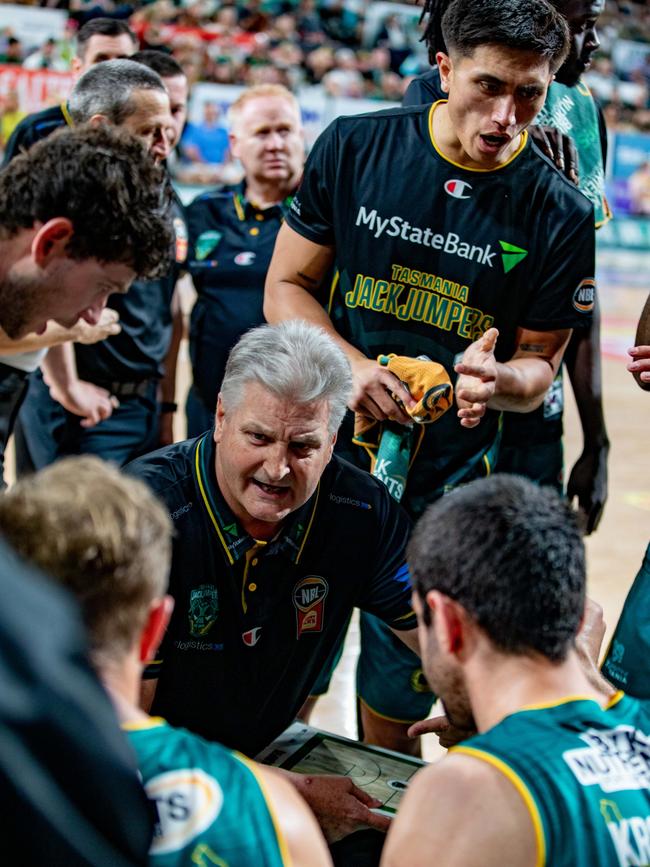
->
{"left": 88, "top": 114, "right": 110, "bottom": 127}
{"left": 139, "top": 595, "right": 174, "bottom": 664}
{"left": 31, "top": 218, "right": 74, "bottom": 267}
{"left": 71, "top": 55, "right": 83, "bottom": 76}
{"left": 437, "top": 51, "right": 453, "bottom": 94}
{"left": 326, "top": 430, "right": 337, "bottom": 462}
{"left": 429, "top": 591, "right": 465, "bottom": 656}
{"left": 214, "top": 393, "right": 225, "bottom": 444}
{"left": 228, "top": 132, "right": 240, "bottom": 160}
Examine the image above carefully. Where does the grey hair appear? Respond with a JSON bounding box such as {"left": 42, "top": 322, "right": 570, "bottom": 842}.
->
{"left": 220, "top": 320, "right": 352, "bottom": 434}
{"left": 69, "top": 58, "right": 166, "bottom": 125}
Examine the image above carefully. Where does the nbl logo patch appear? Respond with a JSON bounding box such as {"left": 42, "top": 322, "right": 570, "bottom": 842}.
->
{"left": 572, "top": 279, "right": 596, "bottom": 314}
{"left": 293, "top": 576, "right": 328, "bottom": 638}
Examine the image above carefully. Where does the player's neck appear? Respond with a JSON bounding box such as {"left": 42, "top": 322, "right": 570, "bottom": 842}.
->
{"left": 432, "top": 101, "right": 522, "bottom": 170}
{"left": 467, "top": 649, "right": 605, "bottom": 733}
{"left": 100, "top": 655, "right": 150, "bottom": 725}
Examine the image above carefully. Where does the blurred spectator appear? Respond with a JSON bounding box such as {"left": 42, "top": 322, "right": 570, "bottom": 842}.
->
{"left": 23, "top": 37, "right": 69, "bottom": 71}
{"left": 629, "top": 160, "right": 650, "bottom": 215}
{"left": 180, "top": 100, "right": 230, "bottom": 178}
{"left": 0, "top": 91, "right": 26, "bottom": 149}
{"left": 0, "top": 37, "right": 24, "bottom": 65}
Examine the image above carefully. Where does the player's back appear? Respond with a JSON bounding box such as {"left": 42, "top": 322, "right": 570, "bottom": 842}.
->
{"left": 125, "top": 718, "right": 290, "bottom": 866}
{"left": 452, "top": 697, "right": 650, "bottom": 867}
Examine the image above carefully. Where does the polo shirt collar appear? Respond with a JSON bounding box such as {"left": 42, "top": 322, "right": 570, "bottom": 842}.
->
{"left": 233, "top": 180, "right": 294, "bottom": 222}
{"left": 192, "top": 432, "right": 320, "bottom": 566}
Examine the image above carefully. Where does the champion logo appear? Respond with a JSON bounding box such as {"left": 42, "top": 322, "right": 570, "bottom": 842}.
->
{"left": 444, "top": 179, "right": 472, "bottom": 199}
{"left": 234, "top": 251, "right": 256, "bottom": 266}
{"left": 242, "top": 627, "right": 262, "bottom": 646}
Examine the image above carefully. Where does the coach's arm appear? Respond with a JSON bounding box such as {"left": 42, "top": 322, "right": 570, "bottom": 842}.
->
{"left": 264, "top": 224, "right": 415, "bottom": 424}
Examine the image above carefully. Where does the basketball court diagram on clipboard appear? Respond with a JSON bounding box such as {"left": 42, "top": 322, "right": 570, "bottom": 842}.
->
{"left": 256, "top": 723, "right": 427, "bottom": 816}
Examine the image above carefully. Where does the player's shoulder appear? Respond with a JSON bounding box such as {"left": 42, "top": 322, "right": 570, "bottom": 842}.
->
{"left": 125, "top": 436, "right": 198, "bottom": 501}
{"left": 334, "top": 103, "right": 429, "bottom": 133}
{"left": 525, "top": 139, "right": 594, "bottom": 219}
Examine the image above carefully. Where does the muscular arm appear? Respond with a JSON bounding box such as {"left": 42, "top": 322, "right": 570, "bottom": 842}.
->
{"left": 490, "top": 327, "right": 572, "bottom": 411}
{"left": 42, "top": 344, "right": 116, "bottom": 427}
{"left": 564, "top": 300, "right": 609, "bottom": 534}
{"left": 628, "top": 290, "right": 650, "bottom": 391}
{"left": 454, "top": 327, "right": 571, "bottom": 428}
{"left": 381, "top": 754, "right": 538, "bottom": 867}
{"left": 0, "top": 310, "right": 120, "bottom": 355}
{"left": 265, "top": 224, "right": 413, "bottom": 422}
{"left": 256, "top": 767, "right": 333, "bottom": 866}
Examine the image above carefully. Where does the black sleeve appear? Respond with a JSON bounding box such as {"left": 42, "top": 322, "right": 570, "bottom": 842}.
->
{"left": 0, "top": 538, "right": 152, "bottom": 865}
{"left": 355, "top": 488, "right": 417, "bottom": 630}
{"left": 595, "top": 100, "right": 608, "bottom": 168}
{"left": 402, "top": 70, "right": 445, "bottom": 107}
{"left": 522, "top": 198, "right": 596, "bottom": 332}
{"left": 285, "top": 120, "right": 340, "bottom": 246}
{"left": 2, "top": 118, "right": 35, "bottom": 166}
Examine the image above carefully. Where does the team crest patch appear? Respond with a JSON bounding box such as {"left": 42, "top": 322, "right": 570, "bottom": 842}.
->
{"left": 195, "top": 230, "right": 222, "bottom": 262}
{"left": 173, "top": 217, "right": 188, "bottom": 263}
{"left": 145, "top": 768, "right": 223, "bottom": 855}
{"left": 188, "top": 584, "right": 219, "bottom": 637}
{"left": 293, "top": 576, "right": 328, "bottom": 638}
{"left": 409, "top": 668, "right": 432, "bottom": 694}
{"left": 573, "top": 278, "right": 596, "bottom": 313}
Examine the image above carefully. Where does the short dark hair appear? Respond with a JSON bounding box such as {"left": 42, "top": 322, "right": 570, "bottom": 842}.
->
{"left": 69, "top": 59, "right": 167, "bottom": 126}
{"left": 440, "top": 0, "right": 569, "bottom": 73}
{"left": 77, "top": 18, "right": 137, "bottom": 58}
{"left": 408, "top": 474, "right": 586, "bottom": 662}
{"left": 131, "top": 49, "right": 184, "bottom": 79}
{"left": 0, "top": 125, "right": 172, "bottom": 279}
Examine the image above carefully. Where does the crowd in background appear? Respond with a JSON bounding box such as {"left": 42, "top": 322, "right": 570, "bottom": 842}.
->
{"left": 1, "top": 0, "right": 649, "bottom": 134}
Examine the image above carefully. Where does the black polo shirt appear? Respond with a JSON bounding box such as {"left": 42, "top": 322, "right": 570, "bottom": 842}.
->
{"left": 286, "top": 102, "right": 595, "bottom": 498}
{"left": 74, "top": 192, "right": 187, "bottom": 385}
{"left": 186, "top": 182, "right": 292, "bottom": 408}
{"left": 127, "top": 432, "right": 415, "bottom": 755}
{"left": 2, "top": 102, "right": 69, "bottom": 165}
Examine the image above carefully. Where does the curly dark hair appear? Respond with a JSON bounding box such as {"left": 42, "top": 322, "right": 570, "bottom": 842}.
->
{"left": 408, "top": 474, "right": 586, "bottom": 663}
{"left": 420, "top": 0, "right": 569, "bottom": 72}
{"left": 0, "top": 124, "right": 173, "bottom": 279}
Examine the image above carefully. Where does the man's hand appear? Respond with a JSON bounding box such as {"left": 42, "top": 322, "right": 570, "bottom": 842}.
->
{"left": 567, "top": 443, "right": 609, "bottom": 535}
{"left": 288, "top": 773, "right": 390, "bottom": 843}
{"left": 627, "top": 345, "right": 650, "bottom": 391}
{"left": 407, "top": 714, "right": 475, "bottom": 749}
{"left": 349, "top": 357, "right": 415, "bottom": 423}
{"left": 454, "top": 328, "right": 499, "bottom": 428}
{"left": 46, "top": 376, "right": 118, "bottom": 428}
{"left": 529, "top": 125, "right": 579, "bottom": 185}
{"left": 72, "top": 308, "right": 121, "bottom": 345}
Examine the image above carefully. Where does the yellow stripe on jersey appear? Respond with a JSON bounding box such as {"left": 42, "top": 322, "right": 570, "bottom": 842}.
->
{"left": 451, "top": 745, "right": 546, "bottom": 867}
{"left": 605, "top": 690, "right": 626, "bottom": 710}
{"left": 296, "top": 482, "right": 320, "bottom": 564}
{"left": 519, "top": 694, "right": 601, "bottom": 713}
{"left": 195, "top": 438, "right": 234, "bottom": 565}
{"left": 428, "top": 101, "right": 528, "bottom": 173}
{"left": 121, "top": 716, "right": 167, "bottom": 732}
{"left": 60, "top": 101, "right": 74, "bottom": 127}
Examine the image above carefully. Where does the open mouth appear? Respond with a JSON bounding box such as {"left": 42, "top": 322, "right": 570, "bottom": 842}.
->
{"left": 479, "top": 133, "right": 510, "bottom": 151}
{"left": 252, "top": 479, "right": 290, "bottom": 496}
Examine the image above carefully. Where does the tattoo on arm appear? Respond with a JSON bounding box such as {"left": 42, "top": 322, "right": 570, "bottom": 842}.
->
{"left": 518, "top": 343, "right": 546, "bottom": 354}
